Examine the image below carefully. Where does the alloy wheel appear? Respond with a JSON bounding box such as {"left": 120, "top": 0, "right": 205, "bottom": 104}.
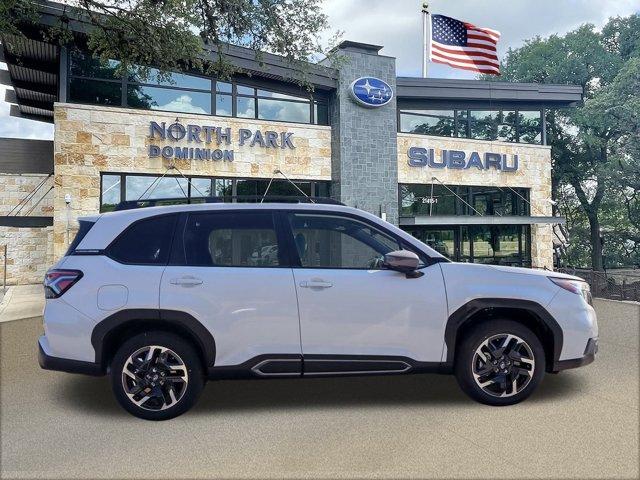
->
{"left": 471, "top": 333, "right": 535, "bottom": 397}
{"left": 121, "top": 345, "right": 189, "bottom": 411}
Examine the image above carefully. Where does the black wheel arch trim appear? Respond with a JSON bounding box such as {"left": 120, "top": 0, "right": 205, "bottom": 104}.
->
{"left": 444, "top": 298, "right": 564, "bottom": 371}
{"left": 90, "top": 308, "right": 216, "bottom": 369}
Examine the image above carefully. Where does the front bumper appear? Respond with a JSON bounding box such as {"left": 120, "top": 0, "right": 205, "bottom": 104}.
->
{"left": 38, "top": 336, "right": 104, "bottom": 376}
{"left": 553, "top": 337, "right": 598, "bottom": 372}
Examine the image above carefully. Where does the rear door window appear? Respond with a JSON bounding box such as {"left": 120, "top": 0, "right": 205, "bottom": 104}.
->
{"left": 108, "top": 214, "right": 177, "bottom": 265}
{"left": 65, "top": 219, "right": 96, "bottom": 255}
{"left": 183, "top": 212, "right": 281, "bottom": 267}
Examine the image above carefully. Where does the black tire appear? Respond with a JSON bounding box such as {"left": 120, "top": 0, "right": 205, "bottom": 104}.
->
{"left": 110, "top": 331, "right": 204, "bottom": 420}
{"left": 454, "top": 319, "right": 545, "bottom": 406}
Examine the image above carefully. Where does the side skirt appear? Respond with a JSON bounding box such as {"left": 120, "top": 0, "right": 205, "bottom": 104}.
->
{"left": 207, "top": 354, "right": 450, "bottom": 380}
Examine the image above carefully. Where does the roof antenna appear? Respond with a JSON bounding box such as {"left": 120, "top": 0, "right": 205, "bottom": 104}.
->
{"left": 261, "top": 169, "right": 315, "bottom": 203}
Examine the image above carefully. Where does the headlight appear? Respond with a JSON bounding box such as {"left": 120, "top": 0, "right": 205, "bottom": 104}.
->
{"left": 549, "top": 277, "right": 592, "bottom": 305}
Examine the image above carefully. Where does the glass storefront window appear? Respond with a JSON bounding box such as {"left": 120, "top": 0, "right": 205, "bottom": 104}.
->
{"left": 101, "top": 174, "right": 329, "bottom": 211}
{"left": 215, "top": 93, "right": 232, "bottom": 116}
{"left": 455, "top": 110, "right": 469, "bottom": 137}
{"left": 470, "top": 110, "right": 497, "bottom": 140}
{"left": 190, "top": 178, "right": 212, "bottom": 197}
{"left": 100, "top": 175, "right": 121, "bottom": 212}
{"left": 400, "top": 184, "right": 458, "bottom": 217}
{"left": 518, "top": 111, "right": 542, "bottom": 144}
{"left": 257, "top": 98, "right": 310, "bottom": 123}
{"left": 236, "top": 97, "right": 255, "bottom": 118}
{"left": 128, "top": 66, "right": 211, "bottom": 90}
{"left": 70, "top": 49, "right": 121, "bottom": 79}
{"left": 400, "top": 184, "right": 529, "bottom": 218}
{"left": 125, "top": 176, "right": 189, "bottom": 201}
{"left": 497, "top": 111, "right": 517, "bottom": 142}
{"left": 403, "top": 225, "right": 531, "bottom": 267}
{"left": 237, "top": 85, "right": 255, "bottom": 95}
{"left": 257, "top": 90, "right": 306, "bottom": 101}
{"left": 400, "top": 110, "right": 455, "bottom": 137}
{"left": 69, "top": 78, "right": 122, "bottom": 106}
{"left": 400, "top": 108, "right": 542, "bottom": 145}
{"left": 67, "top": 49, "right": 328, "bottom": 125}
{"left": 127, "top": 85, "right": 211, "bottom": 114}
{"left": 216, "top": 81, "right": 232, "bottom": 93}
{"left": 314, "top": 102, "right": 329, "bottom": 125}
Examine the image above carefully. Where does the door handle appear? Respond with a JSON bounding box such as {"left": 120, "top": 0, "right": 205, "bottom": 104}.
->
{"left": 299, "top": 280, "right": 333, "bottom": 289}
{"left": 170, "top": 276, "right": 203, "bottom": 287}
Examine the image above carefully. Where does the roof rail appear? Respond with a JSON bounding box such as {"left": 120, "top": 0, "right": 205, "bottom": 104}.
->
{"left": 112, "top": 195, "right": 344, "bottom": 211}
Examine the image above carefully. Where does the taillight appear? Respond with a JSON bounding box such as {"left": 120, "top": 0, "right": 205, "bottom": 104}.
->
{"left": 44, "top": 269, "right": 83, "bottom": 298}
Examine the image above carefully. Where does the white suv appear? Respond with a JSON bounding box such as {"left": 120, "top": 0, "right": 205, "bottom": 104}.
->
{"left": 39, "top": 202, "right": 598, "bottom": 420}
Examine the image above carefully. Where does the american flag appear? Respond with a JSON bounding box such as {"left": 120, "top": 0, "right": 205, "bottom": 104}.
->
{"left": 429, "top": 14, "right": 501, "bottom": 75}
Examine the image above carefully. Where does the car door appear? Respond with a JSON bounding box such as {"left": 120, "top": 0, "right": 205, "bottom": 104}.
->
{"left": 285, "top": 211, "right": 448, "bottom": 373}
{"left": 159, "top": 210, "right": 302, "bottom": 373}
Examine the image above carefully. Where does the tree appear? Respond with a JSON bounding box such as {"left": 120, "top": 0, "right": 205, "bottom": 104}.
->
{"left": 1, "top": 0, "right": 334, "bottom": 87}
{"left": 486, "top": 16, "right": 640, "bottom": 270}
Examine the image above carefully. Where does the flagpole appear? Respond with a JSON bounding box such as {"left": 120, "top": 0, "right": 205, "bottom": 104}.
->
{"left": 422, "top": 2, "right": 430, "bottom": 77}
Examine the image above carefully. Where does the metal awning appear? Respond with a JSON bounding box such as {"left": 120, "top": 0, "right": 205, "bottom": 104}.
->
{"left": 399, "top": 215, "right": 566, "bottom": 226}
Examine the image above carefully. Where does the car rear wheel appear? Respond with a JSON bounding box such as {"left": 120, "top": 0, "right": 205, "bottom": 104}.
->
{"left": 454, "top": 320, "right": 545, "bottom": 406}
{"left": 111, "top": 331, "right": 204, "bottom": 420}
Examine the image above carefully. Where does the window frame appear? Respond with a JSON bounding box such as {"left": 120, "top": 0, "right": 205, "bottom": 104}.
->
{"left": 398, "top": 108, "right": 543, "bottom": 145}
{"left": 99, "top": 172, "right": 331, "bottom": 212}
{"left": 66, "top": 48, "right": 329, "bottom": 125}
{"left": 105, "top": 213, "right": 179, "bottom": 266}
{"left": 280, "top": 210, "right": 433, "bottom": 270}
{"left": 178, "top": 210, "right": 290, "bottom": 269}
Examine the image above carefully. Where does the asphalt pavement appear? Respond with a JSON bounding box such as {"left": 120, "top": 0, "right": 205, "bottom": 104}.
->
{"left": 1, "top": 299, "right": 638, "bottom": 479}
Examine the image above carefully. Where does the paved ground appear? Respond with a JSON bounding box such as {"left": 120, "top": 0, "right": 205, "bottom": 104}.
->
{"left": 1, "top": 299, "right": 638, "bottom": 479}
{"left": 0, "top": 284, "right": 44, "bottom": 323}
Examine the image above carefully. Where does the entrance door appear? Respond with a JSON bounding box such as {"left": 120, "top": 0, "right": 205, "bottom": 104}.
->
{"left": 159, "top": 211, "right": 301, "bottom": 370}
{"left": 284, "top": 212, "right": 448, "bottom": 371}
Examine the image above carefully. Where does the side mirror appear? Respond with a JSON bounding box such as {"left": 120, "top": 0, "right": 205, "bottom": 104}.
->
{"left": 383, "top": 250, "right": 420, "bottom": 274}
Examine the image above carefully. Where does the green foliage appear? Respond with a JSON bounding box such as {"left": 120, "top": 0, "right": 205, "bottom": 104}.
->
{"left": 484, "top": 15, "right": 640, "bottom": 269}
{"left": 2, "top": 0, "right": 335, "bottom": 89}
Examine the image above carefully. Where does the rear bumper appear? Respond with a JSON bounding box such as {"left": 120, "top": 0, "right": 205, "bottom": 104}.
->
{"left": 553, "top": 337, "right": 598, "bottom": 372}
{"left": 38, "top": 336, "right": 104, "bottom": 376}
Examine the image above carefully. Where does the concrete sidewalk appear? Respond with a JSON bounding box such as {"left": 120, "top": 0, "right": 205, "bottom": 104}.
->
{"left": 0, "top": 284, "right": 44, "bottom": 323}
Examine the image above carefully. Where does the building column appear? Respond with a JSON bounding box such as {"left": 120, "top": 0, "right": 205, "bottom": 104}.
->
{"left": 322, "top": 42, "right": 399, "bottom": 224}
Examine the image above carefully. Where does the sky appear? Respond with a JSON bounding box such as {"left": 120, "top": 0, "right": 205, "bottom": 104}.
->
{"left": 1, "top": 0, "right": 639, "bottom": 140}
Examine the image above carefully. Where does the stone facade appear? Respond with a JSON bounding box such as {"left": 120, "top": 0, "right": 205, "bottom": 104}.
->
{"left": 324, "top": 48, "right": 399, "bottom": 224}
{"left": 52, "top": 103, "right": 332, "bottom": 258}
{"left": 397, "top": 134, "right": 554, "bottom": 269}
{"left": 0, "top": 226, "right": 53, "bottom": 286}
{"left": 0, "top": 173, "right": 54, "bottom": 284}
{"left": 0, "top": 173, "right": 53, "bottom": 216}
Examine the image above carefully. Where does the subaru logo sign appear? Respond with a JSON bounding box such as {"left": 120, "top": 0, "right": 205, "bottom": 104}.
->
{"left": 349, "top": 77, "right": 393, "bottom": 108}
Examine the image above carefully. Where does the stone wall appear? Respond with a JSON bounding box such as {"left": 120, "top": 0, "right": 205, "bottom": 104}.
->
{"left": 397, "top": 134, "right": 554, "bottom": 269}
{"left": 0, "top": 173, "right": 54, "bottom": 284}
{"left": 0, "top": 226, "right": 53, "bottom": 285}
{"left": 324, "top": 48, "right": 399, "bottom": 223}
{"left": 53, "top": 103, "right": 332, "bottom": 258}
{"left": 0, "top": 173, "right": 53, "bottom": 216}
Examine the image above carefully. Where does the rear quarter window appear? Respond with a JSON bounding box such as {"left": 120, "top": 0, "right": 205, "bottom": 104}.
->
{"left": 107, "top": 214, "right": 177, "bottom": 265}
{"left": 65, "top": 220, "right": 96, "bottom": 256}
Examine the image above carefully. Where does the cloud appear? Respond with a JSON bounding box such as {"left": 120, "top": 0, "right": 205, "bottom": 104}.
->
{"left": 0, "top": 62, "right": 55, "bottom": 140}
{"left": 155, "top": 94, "right": 209, "bottom": 114}
{"left": 321, "top": 0, "right": 640, "bottom": 78}
{"left": 2, "top": 1, "right": 639, "bottom": 140}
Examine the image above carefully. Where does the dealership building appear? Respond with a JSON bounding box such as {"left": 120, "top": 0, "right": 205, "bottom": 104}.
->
{"left": 0, "top": 1, "right": 582, "bottom": 284}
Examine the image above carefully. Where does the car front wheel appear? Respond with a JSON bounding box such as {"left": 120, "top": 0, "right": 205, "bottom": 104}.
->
{"left": 111, "top": 331, "right": 204, "bottom": 420}
{"left": 454, "top": 320, "right": 545, "bottom": 406}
